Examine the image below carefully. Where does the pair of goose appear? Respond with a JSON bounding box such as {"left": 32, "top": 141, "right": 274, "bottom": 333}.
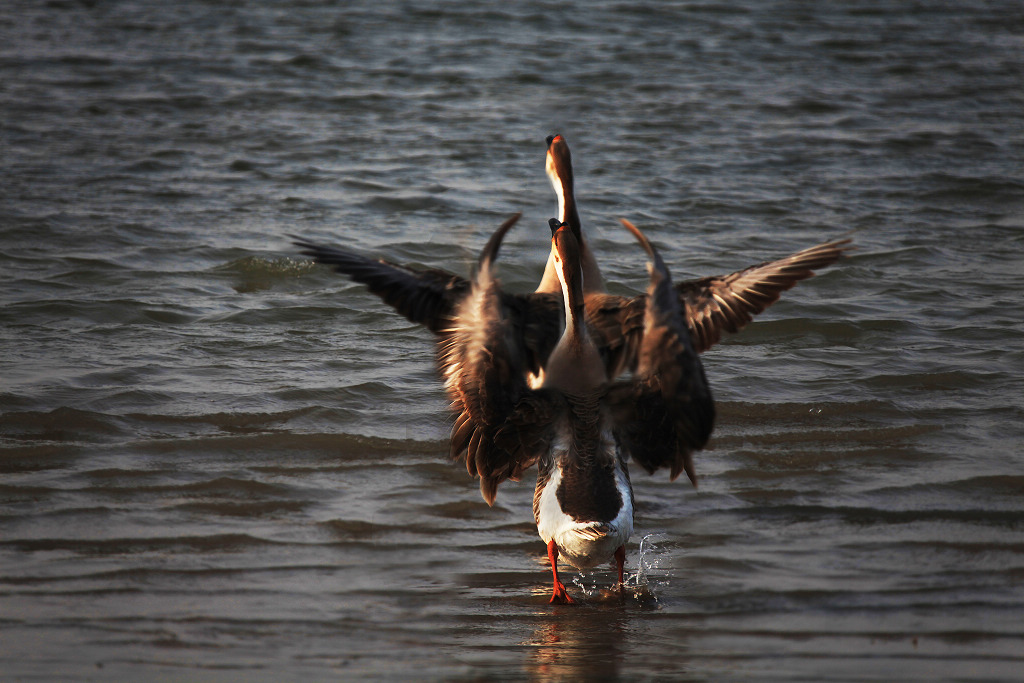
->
{"left": 294, "top": 135, "right": 850, "bottom": 604}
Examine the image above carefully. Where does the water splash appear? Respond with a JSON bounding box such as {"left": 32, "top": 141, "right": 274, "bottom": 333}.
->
{"left": 216, "top": 256, "right": 315, "bottom": 293}
{"left": 567, "top": 534, "right": 669, "bottom": 604}
{"left": 570, "top": 571, "right": 600, "bottom": 598}
{"left": 624, "top": 534, "right": 669, "bottom": 604}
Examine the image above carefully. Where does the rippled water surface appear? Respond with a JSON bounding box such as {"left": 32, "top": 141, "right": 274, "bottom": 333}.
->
{"left": 2, "top": 1, "right": 1023, "bottom": 680}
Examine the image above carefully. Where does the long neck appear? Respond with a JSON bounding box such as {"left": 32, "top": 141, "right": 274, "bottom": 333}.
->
{"left": 536, "top": 237, "right": 597, "bottom": 294}
{"left": 556, "top": 252, "right": 587, "bottom": 347}
{"left": 552, "top": 171, "right": 582, "bottom": 238}
{"left": 542, "top": 232, "right": 606, "bottom": 393}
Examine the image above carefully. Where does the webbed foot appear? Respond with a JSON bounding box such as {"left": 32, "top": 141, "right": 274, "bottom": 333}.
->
{"left": 547, "top": 540, "right": 576, "bottom": 605}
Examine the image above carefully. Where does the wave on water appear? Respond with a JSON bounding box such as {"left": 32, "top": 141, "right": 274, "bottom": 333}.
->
{"left": 0, "top": 405, "right": 447, "bottom": 455}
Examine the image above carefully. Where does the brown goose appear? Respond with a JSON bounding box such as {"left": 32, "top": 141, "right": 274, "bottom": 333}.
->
{"left": 289, "top": 139, "right": 848, "bottom": 602}
{"left": 534, "top": 134, "right": 603, "bottom": 294}
{"left": 442, "top": 216, "right": 713, "bottom": 603}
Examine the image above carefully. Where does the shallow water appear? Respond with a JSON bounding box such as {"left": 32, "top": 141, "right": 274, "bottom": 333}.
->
{"left": 2, "top": 1, "right": 1023, "bottom": 680}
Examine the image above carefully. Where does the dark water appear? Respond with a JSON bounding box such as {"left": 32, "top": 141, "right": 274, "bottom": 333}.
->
{"left": 2, "top": 1, "right": 1023, "bottom": 680}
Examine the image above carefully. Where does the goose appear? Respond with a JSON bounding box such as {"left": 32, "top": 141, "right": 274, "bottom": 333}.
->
{"left": 534, "top": 134, "right": 603, "bottom": 294}
{"left": 289, "top": 140, "right": 850, "bottom": 601}
{"left": 442, "top": 216, "right": 713, "bottom": 602}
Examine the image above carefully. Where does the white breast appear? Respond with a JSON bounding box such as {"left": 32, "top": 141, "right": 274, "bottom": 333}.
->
{"left": 535, "top": 456, "right": 634, "bottom": 570}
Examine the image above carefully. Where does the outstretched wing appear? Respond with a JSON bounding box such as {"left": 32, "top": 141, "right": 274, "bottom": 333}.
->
{"left": 610, "top": 220, "right": 715, "bottom": 487}
{"left": 678, "top": 237, "right": 853, "bottom": 352}
{"left": 582, "top": 238, "right": 852, "bottom": 378}
{"left": 438, "top": 215, "right": 558, "bottom": 504}
{"left": 293, "top": 223, "right": 567, "bottom": 379}
{"left": 291, "top": 237, "right": 471, "bottom": 334}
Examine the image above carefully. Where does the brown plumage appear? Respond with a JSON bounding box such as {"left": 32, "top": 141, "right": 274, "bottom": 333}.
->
{"left": 438, "top": 216, "right": 568, "bottom": 504}
{"left": 607, "top": 219, "right": 715, "bottom": 486}
{"left": 676, "top": 237, "right": 853, "bottom": 352}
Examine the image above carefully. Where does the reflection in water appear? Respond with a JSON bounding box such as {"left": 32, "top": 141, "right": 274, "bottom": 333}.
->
{"left": 525, "top": 540, "right": 669, "bottom": 681}
{"left": 527, "top": 612, "right": 629, "bottom": 682}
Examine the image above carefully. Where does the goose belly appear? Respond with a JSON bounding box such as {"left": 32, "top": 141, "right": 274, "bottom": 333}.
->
{"left": 535, "top": 462, "right": 634, "bottom": 570}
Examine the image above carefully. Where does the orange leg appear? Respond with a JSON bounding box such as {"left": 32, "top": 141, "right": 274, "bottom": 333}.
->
{"left": 615, "top": 545, "right": 626, "bottom": 591}
{"left": 547, "top": 540, "right": 574, "bottom": 604}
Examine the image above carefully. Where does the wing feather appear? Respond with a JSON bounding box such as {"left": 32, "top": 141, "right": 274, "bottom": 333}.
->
{"left": 436, "top": 215, "right": 559, "bottom": 504}
{"left": 677, "top": 237, "right": 853, "bottom": 352}
{"left": 291, "top": 237, "right": 470, "bottom": 333}
{"left": 610, "top": 220, "right": 716, "bottom": 486}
